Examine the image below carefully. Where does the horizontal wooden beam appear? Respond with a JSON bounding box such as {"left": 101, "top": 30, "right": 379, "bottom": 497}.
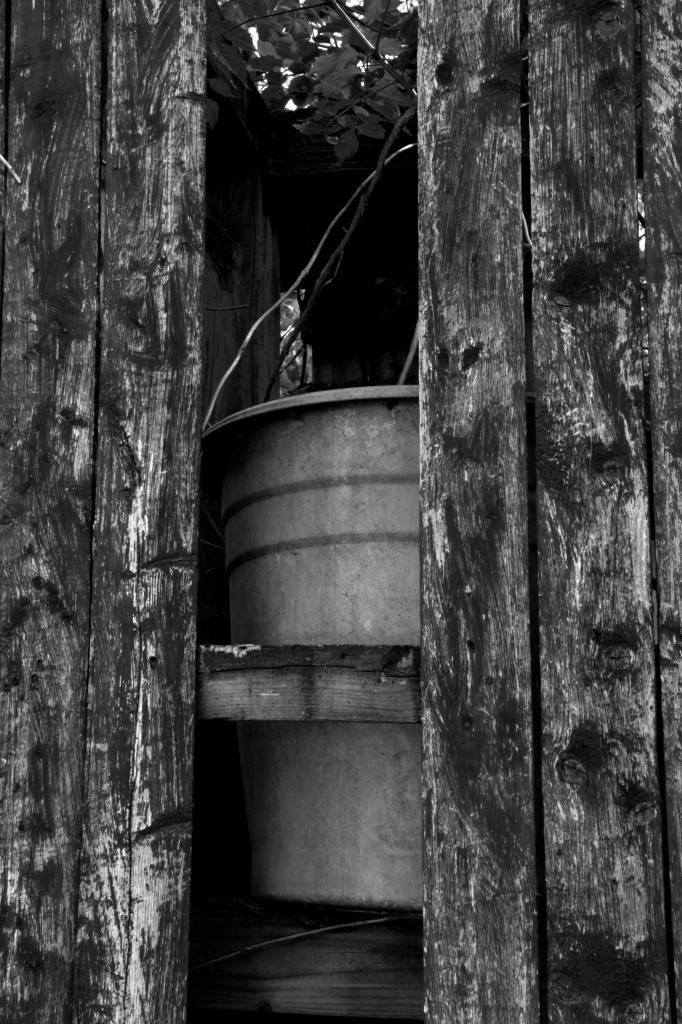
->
{"left": 268, "top": 111, "right": 418, "bottom": 176}
{"left": 188, "top": 899, "right": 423, "bottom": 1019}
{"left": 198, "top": 644, "right": 421, "bottom": 722}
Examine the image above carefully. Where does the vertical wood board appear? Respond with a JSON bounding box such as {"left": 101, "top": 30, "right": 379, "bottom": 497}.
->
{"left": 419, "top": 1, "right": 538, "bottom": 1021}
{"left": 74, "top": 2, "right": 204, "bottom": 1022}
{"left": 641, "top": 2, "right": 682, "bottom": 1014}
{"left": 0, "top": 2, "right": 100, "bottom": 1019}
{"left": 529, "top": 2, "right": 668, "bottom": 1020}
{"left": 203, "top": 162, "right": 279, "bottom": 423}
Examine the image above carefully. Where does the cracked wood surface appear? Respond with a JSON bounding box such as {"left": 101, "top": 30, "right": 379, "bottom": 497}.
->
{"left": 642, "top": 2, "right": 682, "bottom": 1016}
{"left": 73, "top": 2, "right": 204, "bottom": 1021}
{"left": 419, "top": 0, "right": 538, "bottom": 1020}
{"left": 0, "top": 2, "right": 101, "bottom": 1019}
{"left": 530, "top": 3, "right": 669, "bottom": 1021}
{"left": 198, "top": 644, "right": 421, "bottom": 721}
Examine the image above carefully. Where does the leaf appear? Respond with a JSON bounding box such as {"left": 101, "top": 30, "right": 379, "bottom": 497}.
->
{"left": 211, "top": 41, "right": 255, "bottom": 86}
{"left": 295, "top": 40, "right": 320, "bottom": 63}
{"left": 366, "top": 94, "right": 401, "bottom": 123}
{"left": 248, "top": 54, "right": 285, "bottom": 71}
{"left": 261, "top": 83, "right": 287, "bottom": 109}
{"left": 257, "top": 39, "right": 280, "bottom": 57}
{"left": 289, "top": 15, "right": 314, "bottom": 40}
{"left": 219, "top": 24, "right": 256, "bottom": 54}
{"left": 364, "top": 0, "right": 387, "bottom": 24}
{"left": 356, "top": 116, "right": 385, "bottom": 139}
{"left": 288, "top": 74, "right": 315, "bottom": 104}
{"left": 334, "top": 127, "right": 359, "bottom": 165}
{"left": 271, "top": 31, "right": 300, "bottom": 59}
{"left": 374, "top": 81, "right": 415, "bottom": 107}
{"left": 208, "top": 77, "right": 235, "bottom": 98}
{"left": 377, "top": 37, "right": 403, "bottom": 57}
{"left": 311, "top": 47, "right": 361, "bottom": 102}
{"left": 246, "top": 0, "right": 272, "bottom": 18}
{"left": 311, "top": 46, "right": 359, "bottom": 82}
{"left": 295, "top": 119, "right": 326, "bottom": 135}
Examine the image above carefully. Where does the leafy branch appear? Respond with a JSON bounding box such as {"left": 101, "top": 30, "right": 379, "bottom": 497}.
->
{"left": 212, "top": 0, "right": 417, "bottom": 165}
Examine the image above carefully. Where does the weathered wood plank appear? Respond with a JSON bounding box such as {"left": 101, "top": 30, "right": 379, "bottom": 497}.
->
{"left": 203, "top": 156, "right": 279, "bottom": 424}
{"left": 200, "top": 107, "right": 280, "bottom": 643}
{"left": 73, "top": 3, "right": 204, "bottom": 1022}
{"left": 641, "top": 3, "right": 682, "bottom": 1013}
{"left": 198, "top": 644, "right": 421, "bottom": 721}
{"left": 419, "top": 0, "right": 538, "bottom": 1020}
{"left": 529, "top": 3, "right": 669, "bottom": 1020}
{"left": 0, "top": 2, "right": 100, "bottom": 1019}
{"left": 188, "top": 900, "right": 423, "bottom": 1019}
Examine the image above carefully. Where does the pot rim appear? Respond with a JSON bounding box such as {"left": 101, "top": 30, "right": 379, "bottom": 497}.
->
{"left": 203, "top": 384, "right": 419, "bottom": 439}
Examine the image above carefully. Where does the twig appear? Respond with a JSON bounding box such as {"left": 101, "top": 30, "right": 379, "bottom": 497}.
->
{"left": 263, "top": 108, "right": 416, "bottom": 400}
{"left": 522, "top": 212, "right": 532, "bottom": 246}
{"left": 0, "top": 154, "right": 21, "bottom": 184}
{"left": 201, "top": 503, "right": 226, "bottom": 545}
{"left": 397, "top": 319, "right": 419, "bottom": 385}
{"left": 202, "top": 122, "right": 416, "bottom": 432}
{"left": 299, "top": 337, "right": 308, "bottom": 384}
{"left": 199, "top": 539, "right": 226, "bottom": 551}
{"left": 188, "top": 913, "right": 417, "bottom": 973}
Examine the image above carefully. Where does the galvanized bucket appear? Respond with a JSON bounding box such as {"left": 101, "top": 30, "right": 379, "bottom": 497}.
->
{"left": 209, "top": 386, "right": 422, "bottom": 908}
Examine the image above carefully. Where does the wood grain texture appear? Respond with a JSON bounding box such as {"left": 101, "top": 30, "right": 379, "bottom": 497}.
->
{"left": 198, "top": 644, "right": 421, "bottom": 721}
{"left": 641, "top": 3, "right": 682, "bottom": 1014}
{"left": 529, "top": 2, "right": 669, "bottom": 1020}
{"left": 73, "top": 2, "right": 204, "bottom": 1021}
{"left": 0, "top": 2, "right": 100, "bottom": 1019}
{"left": 419, "top": 0, "right": 538, "bottom": 1020}
{"left": 188, "top": 900, "right": 423, "bottom": 1018}
{"left": 203, "top": 1, "right": 279, "bottom": 430}
{"left": 203, "top": 158, "right": 279, "bottom": 424}
{"left": 200, "top": 109, "right": 279, "bottom": 642}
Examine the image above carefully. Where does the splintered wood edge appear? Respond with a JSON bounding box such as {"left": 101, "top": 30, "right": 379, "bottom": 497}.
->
{"left": 197, "top": 644, "right": 422, "bottom": 722}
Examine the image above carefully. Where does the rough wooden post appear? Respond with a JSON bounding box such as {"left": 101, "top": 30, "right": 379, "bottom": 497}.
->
{"left": 530, "top": 2, "right": 669, "bottom": 1019}
{"left": 74, "top": 3, "right": 205, "bottom": 1021}
{"left": 642, "top": 3, "right": 682, "bottom": 1015}
{"left": 0, "top": 3, "right": 101, "bottom": 1019}
{"left": 419, "top": 0, "right": 538, "bottom": 1020}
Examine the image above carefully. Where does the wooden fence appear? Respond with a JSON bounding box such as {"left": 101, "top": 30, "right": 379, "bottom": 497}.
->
{"left": 1, "top": 0, "right": 682, "bottom": 1022}
{"left": 0, "top": 2, "right": 204, "bottom": 1021}
{"left": 421, "top": 1, "right": 682, "bottom": 1022}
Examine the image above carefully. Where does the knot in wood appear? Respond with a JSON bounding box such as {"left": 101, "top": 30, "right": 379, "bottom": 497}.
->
{"left": 616, "top": 780, "right": 659, "bottom": 828}
{"left": 434, "top": 59, "right": 454, "bottom": 86}
{"left": 593, "top": 3, "right": 622, "bottom": 40}
{"left": 556, "top": 721, "right": 606, "bottom": 791}
{"left": 591, "top": 627, "right": 639, "bottom": 677}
